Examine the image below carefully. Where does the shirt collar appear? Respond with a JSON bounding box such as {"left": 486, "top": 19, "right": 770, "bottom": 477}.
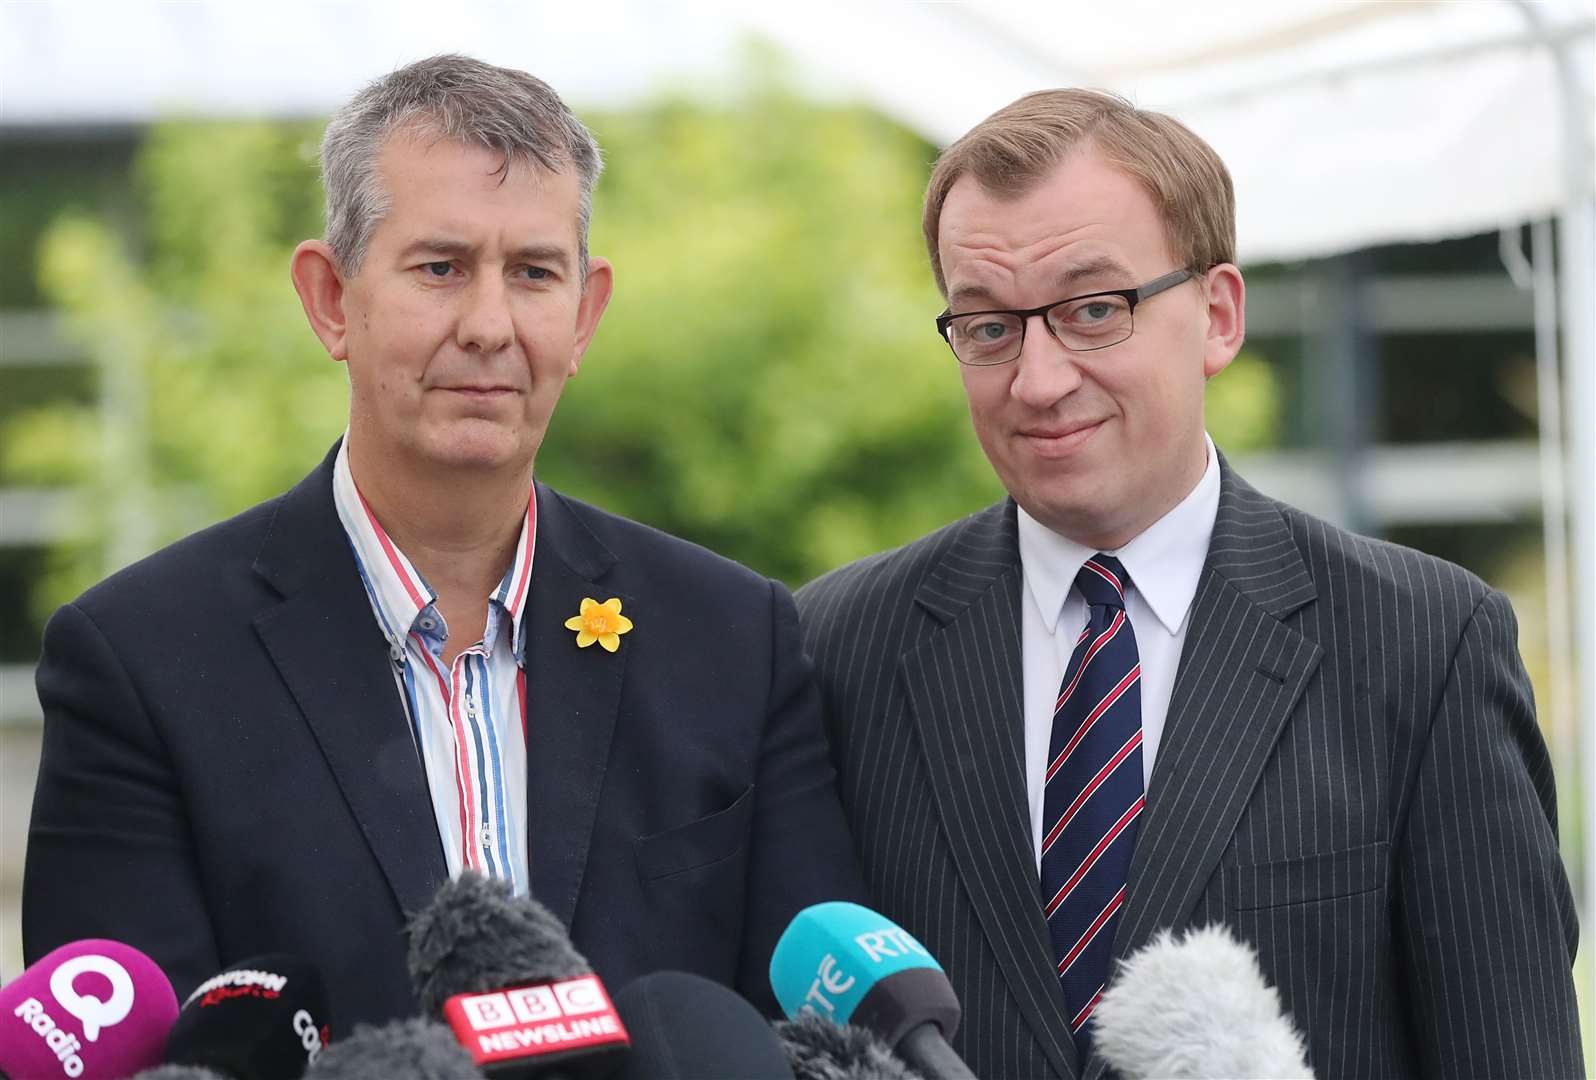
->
{"left": 1018, "top": 433, "right": 1220, "bottom": 637}
{"left": 332, "top": 434, "right": 537, "bottom": 665}
{"left": 495, "top": 488, "right": 537, "bottom": 665}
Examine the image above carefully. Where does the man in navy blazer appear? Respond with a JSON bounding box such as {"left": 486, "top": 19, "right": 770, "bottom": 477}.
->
{"left": 23, "top": 54, "right": 864, "bottom": 1031}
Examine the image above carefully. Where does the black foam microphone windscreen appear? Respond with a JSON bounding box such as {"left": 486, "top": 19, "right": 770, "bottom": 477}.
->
{"left": 608, "top": 971, "right": 794, "bottom": 1080}
{"left": 164, "top": 954, "right": 331, "bottom": 1079}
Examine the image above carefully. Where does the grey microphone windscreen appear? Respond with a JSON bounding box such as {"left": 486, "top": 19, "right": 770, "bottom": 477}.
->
{"left": 776, "top": 1011, "right": 926, "bottom": 1080}
{"left": 302, "top": 1018, "right": 482, "bottom": 1080}
{"left": 1093, "top": 925, "right": 1313, "bottom": 1080}
{"left": 406, "top": 872, "right": 590, "bottom": 1018}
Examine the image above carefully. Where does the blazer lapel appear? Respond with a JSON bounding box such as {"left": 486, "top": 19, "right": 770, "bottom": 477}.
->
{"left": 902, "top": 501, "right": 1079, "bottom": 1080}
{"left": 1082, "top": 464, "right": 1323, "bottom": 1080}
{"left": 252, "top": 445, "right": 448, "bottom": 920}
{"left": 519, "top": 483, "right": 627, "bottom": 931}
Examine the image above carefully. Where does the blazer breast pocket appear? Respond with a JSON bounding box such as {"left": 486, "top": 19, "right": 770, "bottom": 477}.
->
{"left": 1231, "top": 841, "right": 1389, "bottom": 910}
{"left": 1227, "top": 841, "right": 1392, "bottom": 1058}
{"left": 633, "top": 784, "right": 755, "bottom": 881}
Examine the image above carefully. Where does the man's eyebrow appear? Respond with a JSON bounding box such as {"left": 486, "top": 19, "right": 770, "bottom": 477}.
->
{"left": 395, "top": 239, "right": 573, "bottom": 269}
{"left": 398, "top": 238, "right": 472, "bottom": 259}
{"left": 1054, "top": 255, "right": 1135, "bottom": 291}
{"left": 507, "top": 244, "right": 573, "bottom": 268}
{"left": 947, "top": 256, "right": 1138, "bottom": 311}
{"left": 947, "top": 283, "right": 1001, "bottom": 310}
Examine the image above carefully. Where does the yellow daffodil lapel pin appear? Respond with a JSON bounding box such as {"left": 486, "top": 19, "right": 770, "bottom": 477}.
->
{"left": 565, "top": 597, "right": 633, "bottom": 653}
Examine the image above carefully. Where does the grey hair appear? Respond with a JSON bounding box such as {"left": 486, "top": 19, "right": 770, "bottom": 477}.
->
{"left": 319, "top": 53, "right": 603, "bottom": 278}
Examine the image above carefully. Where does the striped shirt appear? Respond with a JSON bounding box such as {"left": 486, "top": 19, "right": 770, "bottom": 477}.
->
{"left": 331, "top": 437, "right": 533, "bottom": 894}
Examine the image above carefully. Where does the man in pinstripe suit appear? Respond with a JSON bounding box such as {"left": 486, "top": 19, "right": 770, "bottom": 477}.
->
{"left": 797, "top": 89, "right": 1581, "bottom": 1079}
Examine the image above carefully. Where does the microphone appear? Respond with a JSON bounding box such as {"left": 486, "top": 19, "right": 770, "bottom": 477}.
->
{"left": 607, "top": 971, "right": 794, "bottom": 1080}
{"left": 302, "top": 1018, "right": 483, "bottom": 1080}
{"left": 162, "top": 954, "right": 331, "bottom": 1079}
{"left": 0, "top": 939, "right": 178, "bottom": 1080}
{"left": 775, "top": 1010, "right": 925, "bottom": 1080}
{"left": 1093, "top": 925, "right": 1313, "bottom": 1079}
{"left": 769, "top": 902, "right": 974, "bottom": 1080}
{"left": 128, "top": 1068, "right": 227, "bottom": 1080}
{"left": 406, "top": 872, "right": 628, "bottom": 1078}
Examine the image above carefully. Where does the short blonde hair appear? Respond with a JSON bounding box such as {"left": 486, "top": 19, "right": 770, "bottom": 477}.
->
{"left": 923, "top": 89, "right": 1235, "bottom": 296}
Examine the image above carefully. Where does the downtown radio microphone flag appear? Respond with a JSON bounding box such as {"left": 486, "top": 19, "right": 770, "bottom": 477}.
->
{"left": 161, "top": 954, "right": 331, "bottom": 1079}
{"left": 407, "top": 873, "right": 627, "bottom": 1079}
{"left": 770, "top": 902, "right": 973, "bottom": 1080}
{"left": 0, "top": 939, "right": 178, "bottom": 1080}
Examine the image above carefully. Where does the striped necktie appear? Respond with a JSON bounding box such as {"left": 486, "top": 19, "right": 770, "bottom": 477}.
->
{"left": 1039, "top": 554, "right": 1145, "bottom": 1054}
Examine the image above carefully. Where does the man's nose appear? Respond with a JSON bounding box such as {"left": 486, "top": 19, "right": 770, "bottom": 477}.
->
{"left": 456, "top": 275, "right": 514, "bottom": 354}
{"left": 1009, "top": 313, "right": 1082, "bottom": 408}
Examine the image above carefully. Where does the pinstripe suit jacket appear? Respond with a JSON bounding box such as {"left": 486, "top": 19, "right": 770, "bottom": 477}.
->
{"left": 796, "top": 460, "right": 1580, "bottom": 1080}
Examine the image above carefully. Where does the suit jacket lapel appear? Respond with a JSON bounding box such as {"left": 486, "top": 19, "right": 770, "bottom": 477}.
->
{"left": 519, "top": 482, "right": 626, "bottom": 931}
{"left": 903, "top": 501, "right": 1079, "bottom": 1080}
{"left": 252, "top": 444, "right": 448, "bottom": 919}
{"left": 1081, "top": 463, "right": 1323, "bottom": 1080}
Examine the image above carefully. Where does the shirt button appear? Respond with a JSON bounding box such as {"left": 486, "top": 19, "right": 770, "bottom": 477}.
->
{"left": 480, "top": 825, "right": 495, "bottom": 849}
{"left": 419, "top": 616, "right": 437, "bottom": 631}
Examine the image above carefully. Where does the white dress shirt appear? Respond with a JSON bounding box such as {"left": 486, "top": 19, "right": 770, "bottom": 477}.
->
{"left": 1018, "top": 434, "right": 1220, "bottom": 873}
{"left": 332, "top": 436, "right": 533, "bottom": 894}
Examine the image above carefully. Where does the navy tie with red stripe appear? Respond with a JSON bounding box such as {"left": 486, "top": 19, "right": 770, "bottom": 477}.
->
{"left": 1039, "top": 554, "right": 1144, "bottom": 1055}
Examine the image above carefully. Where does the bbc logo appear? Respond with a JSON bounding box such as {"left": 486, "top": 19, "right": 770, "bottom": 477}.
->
{"left": 461, "top": 978, "right": 607, "bottom": 1031}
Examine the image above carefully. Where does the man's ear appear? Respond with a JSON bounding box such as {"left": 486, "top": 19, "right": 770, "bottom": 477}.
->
{"left": 291, "top": 240, "right": 351, "bottom": 362}
{"left": 1201, "top": 262, "right": 1246, "bottom": 379}
{"left": 567, "top": 255, "right": 614, "bottom": 377}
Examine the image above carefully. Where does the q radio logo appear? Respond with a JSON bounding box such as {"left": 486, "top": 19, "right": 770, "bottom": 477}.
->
{"left": 9, "top": 953, "right": 136, "bottom": 1078}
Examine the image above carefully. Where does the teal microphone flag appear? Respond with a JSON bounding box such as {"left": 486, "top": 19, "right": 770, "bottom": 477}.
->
{"left": 769, "top": 901, "right": 944, "bottom": 1024}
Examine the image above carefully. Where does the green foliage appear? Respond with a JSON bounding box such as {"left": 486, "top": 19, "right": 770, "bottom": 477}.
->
{"left": 0, "top": 138, "right": 139, "bottom": 308}
{"left": 546, "top": 88, "right": 999, "bottom": 582}
{"left": 4, "top": 122, "right": 346, "bottom": 614}
{"left": 1206, "top": 349, "right": 1281, "bottom": 452}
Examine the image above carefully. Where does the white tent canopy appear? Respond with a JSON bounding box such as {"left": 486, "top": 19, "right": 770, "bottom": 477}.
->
{"left": 7, "top": 1, "right": 1587, "bottom": 264}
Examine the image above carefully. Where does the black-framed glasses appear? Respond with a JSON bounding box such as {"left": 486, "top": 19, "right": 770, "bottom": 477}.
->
{"left": 935, "top": 267, "right": 1195, "bottom": 366}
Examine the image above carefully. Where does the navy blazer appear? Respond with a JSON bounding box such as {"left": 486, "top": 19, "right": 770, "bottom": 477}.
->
{"left": 24, "top": 443, "right": 866, "bottom": 1032}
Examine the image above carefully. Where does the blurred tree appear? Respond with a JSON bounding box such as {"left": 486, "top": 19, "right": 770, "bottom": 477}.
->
{"left": 549, "top": 80, "right": 999, "bottom": 583}
{"left": 4, "top": 122, "right": 343, "bottom": 617}
{"left": 1205, "top": 349, "right": 1281, "bottom": 452}
{"left": 3, "top": 69, "right": 1281, "bottom": 618}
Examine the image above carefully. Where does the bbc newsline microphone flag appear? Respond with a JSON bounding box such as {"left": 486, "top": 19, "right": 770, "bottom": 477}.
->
{"left": 407, "top": 872, "right": 629, "bottom": 1077}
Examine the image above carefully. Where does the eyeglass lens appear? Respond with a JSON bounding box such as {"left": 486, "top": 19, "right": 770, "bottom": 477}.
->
{"left": 944, "top": 294, "right": 1134, "bottom": 365}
